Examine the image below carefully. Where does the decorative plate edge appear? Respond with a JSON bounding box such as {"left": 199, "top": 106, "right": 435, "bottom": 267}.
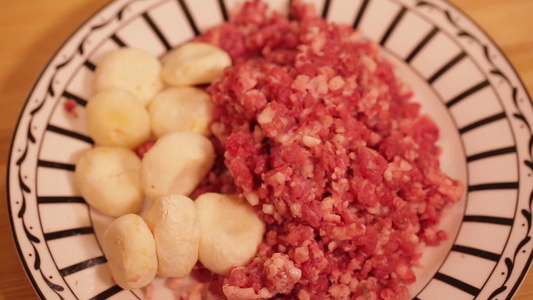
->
{"left": 416, "top": 1, "right": 533, "bottom": 299}
{"left": 6, "top": 1, "right": 145, "bottom": 299}
{"left": 6, "top": 0, "right": 533, "bottom": 299}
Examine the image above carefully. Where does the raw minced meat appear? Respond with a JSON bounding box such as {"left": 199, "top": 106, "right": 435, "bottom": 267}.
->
{"left": 193, "top": 1, "right": 464, "bottom": 299}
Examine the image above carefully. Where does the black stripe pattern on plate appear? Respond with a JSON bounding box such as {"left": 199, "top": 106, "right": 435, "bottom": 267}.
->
{"left": 458, "top": 112, "right": 506, "bottom": 134}
{"left": 434, "top": 272, "right": 480, "bottom": 296}
{"left": 427, "top": 51, "right": 467, "bottom": 84}
{"left": 37, "top": 160, "right": 76, "bottom": 171}
{"left": 110, "top": 33, "right": 127, "bottom": 47}
{"left": 463, "top": 215, "right": 514, "bottom": 226}
{"left": 142, "top": 12, "right": 172, "bottom": 51}
{"left": 177, "top": 0, "right": 200, "bottom": 36}
{"left": 84, "top": 60, "right": 96, "bottom": 72}
{"left": 353, "top": 0, "right": 370, "bottom": 29}
{"left": 380, "top": 7, "right": 407, "bottom": 46}
{"left": 58, "top": 256, "right": 107, "bottom": 277}
{"left": 468, "top": 182, "right": 519, "bottom": 192}
{"left": 62, "top": 91, "right": 87, "bottom": 106}
{"left": 37, "top": 196, "right": 86, "bottom": 204}
{"left": 43, "top": 227, "right": 94, "bottom": 241}
{"left": 46, "top": 124, "right": 94, "bottom": 145}
{"left": 451, "top": 244, "right": 501, "bottom": 262}
{"left": 218, "top": 0, "right": 228, "bottom": 21}
{"left": 88, "top": 285, "right": 123, "bottom": 300}
{"left": 446, "top": 80, "right": 490, "bottom": 108}
{"left": 405, "top": 27, "right": 438, "bottom": 63}
{"left": 321, "top": 0, "right": 331, "bottom": 19}
{"left": 466, "top": 146, "right": 516, "bottom": 163}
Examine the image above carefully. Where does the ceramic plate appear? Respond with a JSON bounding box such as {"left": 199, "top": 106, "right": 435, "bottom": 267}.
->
{"left": 7, "top": 0, "right": 533, "bottom": 299}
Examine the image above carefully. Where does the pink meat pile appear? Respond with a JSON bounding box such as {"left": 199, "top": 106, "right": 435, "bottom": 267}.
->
{"left": 191, "top": 1, "right": 463, "bottom": 299}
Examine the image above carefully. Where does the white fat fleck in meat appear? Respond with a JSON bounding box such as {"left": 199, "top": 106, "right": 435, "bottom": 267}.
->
{"left": 270, "top": 171, "right": 287, "bottom": 184}
{"left": 307, "top": 74, "right": 329, "bottom": 96}
{"left": 328, "top": 76, "right": 345, "bottom": 91}
{"left": 257, "top": 106, "right": 275, "bottom": 124}
{"left": 222, "top": 286, "right": 261, "bottom": 300}
{"left": 323, "top": 213, "right": 342, "bottom": 223}
{"left": 366, "top": 203, "right": 381, "bottom": 215}
{"left": 294, "top": 245, "right": 310, "bottom": 263}
{"left": 329, "top": 284, "right": 351, "bottom": 300}
{"left": 383, "top": 167, "right": 393, "bottom": 182}
{"left": 360, "top": 55, "right": 377, "bottom": 73}
{"left": 292, "top": 75, "right": 310, "bottom": 91}
{"left": 244, "top": 191, "right": 260, "bottom": 206}
{"left": 321, "top": 196, "right": 335, "bottom": 213}
{"left": 298, "top": 289, "right": 311, "bottom": 300}
{"left": 302, "top": 135, "right": 321, "bottom": 148}
{"left": 399, "top": 159, "right": 413, "bottom": 171}
{"left": 264, "top": 253, "right": 302, "bottom": 294}
{"left": 262, "top": 203, "right": 275, "bottom": 215}
{"left": 290, "top": 202, "right": 303, "bottom": 218}
{"left": 328, "top": 241, "right": 338, "bottom": 252}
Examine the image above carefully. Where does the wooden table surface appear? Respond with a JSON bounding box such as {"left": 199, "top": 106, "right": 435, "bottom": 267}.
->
{"left": 0, "top": 0, "right": 532, "bottom": 299}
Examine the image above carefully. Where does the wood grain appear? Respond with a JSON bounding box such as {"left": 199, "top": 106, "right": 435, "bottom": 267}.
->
{"left": 0, "top": 0, "right": 531, "bottom": 299}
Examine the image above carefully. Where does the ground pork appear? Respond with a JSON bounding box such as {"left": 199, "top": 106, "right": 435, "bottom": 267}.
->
{"left": 191, "top": 1, "right": 463, "bottom": 299}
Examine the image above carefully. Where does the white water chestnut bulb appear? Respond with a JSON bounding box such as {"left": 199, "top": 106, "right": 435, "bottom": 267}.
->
{"left": 144, "top": 194, "right": 200, "bottom": 277}
{"left": 75, "top": 146, "right": 144, "bottom": 217}
{"left": 195, "top": 193, "right": 265, "bottom": 275}
{"left": 161, "top": 42, "right": 231, "bottom": 86}
{"left": 149, "top": 87, "right": 214, "bottom": 138}
{"left": 141, "top": 131, "right": 215, "bottom": 200}
{"left": 94, "top": 47, "right": 163, "bottom": 106}
{"left": 102, "top": 214, "right": 157, "bottom": 290}
{"left": 86, "top": 89, "right": 150, "bottom": 149}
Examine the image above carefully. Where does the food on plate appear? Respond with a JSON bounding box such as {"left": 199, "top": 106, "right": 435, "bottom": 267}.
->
{"left": 141, "top": 131, "right": 215, "bottom": 201}
{"left": 148, "top": 87, "right": 214, "bottom": 137}
{"left": 73, "top": 0, "right": 465, "bottom": 298}
{"left": 195, "top": 193, "right": 265, "bottom": 275}
{"left": 93, "top": 47, "right": 163, "bottom": 105}
{"left": 76, "top": 41, "right": 231, "bottom": 290}
{"left": 194, "top": 1, "right": 463, "bottom": 299}
{"left": 144, "top": 194, "right": 200, "bottom": 277}
{"left": 161, "top": 42, "right": 232, "bottom": 86}
{"left": 86, "top": 89, "right": 150, "bottom": 149}
{"left": 102, "top": 214, "right": 157, "bottom": 290}
{"left": 74, "top": 146, "right": 143, "bottom": 217}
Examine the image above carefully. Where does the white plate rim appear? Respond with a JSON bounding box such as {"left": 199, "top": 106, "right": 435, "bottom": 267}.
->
{"left": 6, "top": 0, "right": 533, "bottom": 299}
